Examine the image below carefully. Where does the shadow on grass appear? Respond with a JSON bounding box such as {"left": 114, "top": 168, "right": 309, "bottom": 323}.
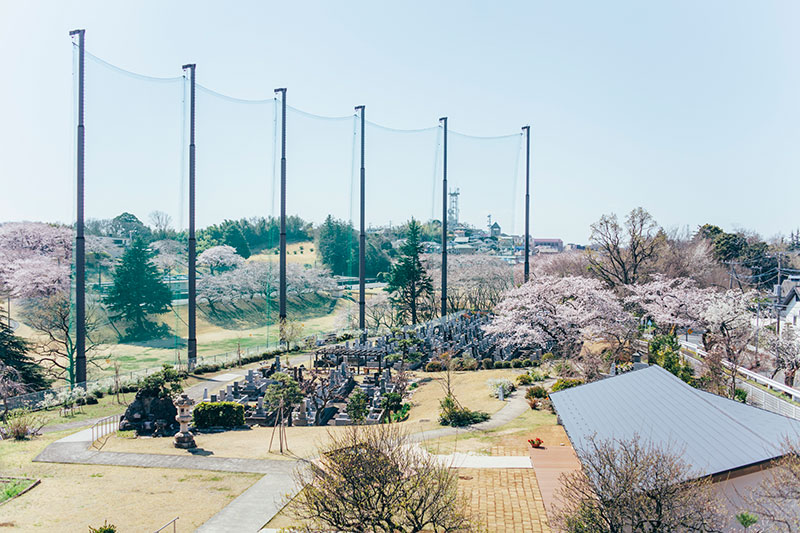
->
{"left": 188, "top": 448, "right": 214, "bottom": 456}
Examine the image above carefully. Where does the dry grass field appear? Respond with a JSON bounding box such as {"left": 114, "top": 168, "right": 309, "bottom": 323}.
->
{"left": 0, "top": 430, "right": 260, "bottom": 531}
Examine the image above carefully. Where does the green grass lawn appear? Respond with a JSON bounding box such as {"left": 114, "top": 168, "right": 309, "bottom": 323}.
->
{"left": 0, "top": 477, "right": 36, "bottom": 503}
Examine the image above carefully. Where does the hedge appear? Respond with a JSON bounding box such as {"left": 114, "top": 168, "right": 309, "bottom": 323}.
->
{"left": 193, "top": 401, "right": 245, "bottom": 429}
{"left": 425, "top": 361, "right": 444, "bottom": 372}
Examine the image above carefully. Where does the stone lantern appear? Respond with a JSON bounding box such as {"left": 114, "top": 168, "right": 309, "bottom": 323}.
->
{"left": 173, "top": 393, "right": 196, "bottom": 449}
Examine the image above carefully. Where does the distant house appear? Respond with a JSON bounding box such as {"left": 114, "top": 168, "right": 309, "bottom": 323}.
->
{"left": 451, "top": 243, "right": 475, "bottom": 255}
{"left": 497, "top": 236, "right": 514, "bottom": 250}
{"left": 534, "top": 238, "right": 564, "bottom": 253}
{"left": 490, "top": 222, "right": 501, "bottom": 238}
{"left": 781, "top": 281, "right": 800, "bottom": 327}
{"left": 550, "top": 365, "right": 800, "bottom": 529}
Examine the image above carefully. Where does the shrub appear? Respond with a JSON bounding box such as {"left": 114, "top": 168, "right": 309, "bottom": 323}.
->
{"left": 526, "top": 385, "right": 548, "bottom": 400}
{"left": 391, "top": 403, "right": 411, "bottom": 422}
{"left": 1, "top": 410, "right": 44, "bottom": 440}
{"left": 193, "top": 401, "right": 245, "bottom": 429}
{"left": 733, "top": 388, "right": 748, "bottom": 403}
{"left": 521, "top": 359, "right": 532, "bottom": 367}
{"left": 494, "top": 360, "right": 509, "bottom": 369}
{"left": 510, "top": 358, "right": 524, "bottom": 368}
{"left": 425, "top": 361, "right": 444, "bottom": 372}
{"left": 553, "top": 360, "right": 573, "bottom": 377}
{"left": 541, "top": 352, "right": 555, "bottom": 361}
{"left": 88, "top": 521, "right": 118, "bottom": 533}
{"left": 516, "top": 373, "right": 533, "bottom": 386}
{"left": 481, "top": 358, "right": 494, "bottom": 370}
{"left": 551, "top": 378, "right": 584, "bottom": 392}
{"left": 487, "top": 378, "right": 515, "bottom": 399}
{"left": 139, "top": 365, "right": 184, "bottom": 398}
{"left": 455, "top": 357, "right": 479, "bottom": 371}
{"left": 438, "top": 395, "right": 489, "bottom": 427}
{"left": 529, "top": 370, "right": 548, "bottom": 382}
{"left": 408, "top": 382, "right": 418, "bottom": 390}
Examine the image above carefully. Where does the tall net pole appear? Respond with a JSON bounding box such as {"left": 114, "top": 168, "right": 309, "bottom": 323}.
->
{"left": 356, "top": 105, "right": 366, "bottom": 342}
{"left": 275, "top": 88, "right": 287, "bottom": 345}
{"left": 183, "top": 63, "right": 197, "bottom": 368}
{"left": 439, "top": 117, "right": 448, "bottom": 319}
{"left": 70, "top": 29, "right": 86, "bottom": 387}
{"left": 522, "top": 125, "right": 531, "bottom": 283}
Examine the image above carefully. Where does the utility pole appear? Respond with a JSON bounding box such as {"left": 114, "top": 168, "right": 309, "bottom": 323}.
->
{"left": 70, "top": 29, "right": 87, "bottom": 387}
{"left": 182, "top": 63, "right": 197, "bottom": 369}
{"left": 355, "top": 105, "right": 366, "bottom": 343}
{"left": 776, "top": 253, "right": 783, "bottom": 338}
{"left": 439, "top": 117, "right": 448, "bottom": 320}
{"left": 275, "top": 88, "right": 287, "bottom": 347}
{"left": 522, "top": 125, "right": 531, "bottom": 283}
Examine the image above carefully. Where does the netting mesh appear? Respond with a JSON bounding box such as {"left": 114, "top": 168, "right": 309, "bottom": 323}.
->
{"left": 448, "top": 130, "right": 524, "bottom": 236}
{"left": 284, "top": 106, "right": 358, "bottom": 333}
{"left": 61, "top": 45, "right": 528, "bottom": 382}
{"left": 364, "top": 122, "right": 441, "bottom": 226}
{"left": 81, "top": 49, "right": 187, "bottom": 379}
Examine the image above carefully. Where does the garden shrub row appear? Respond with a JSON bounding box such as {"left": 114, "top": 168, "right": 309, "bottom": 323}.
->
{"left": 193, "top": 401, "right": 246, "bottom": 429}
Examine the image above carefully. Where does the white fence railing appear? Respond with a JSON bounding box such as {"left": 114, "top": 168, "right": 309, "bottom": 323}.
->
{"left": 678, "top": 341, "right": 800, "bottom": 421}
{"left": 90, "top": 414, "right": 121, "bottom": 448}
{"left": 680, "top": 341, "right": 800, "bottom": 402}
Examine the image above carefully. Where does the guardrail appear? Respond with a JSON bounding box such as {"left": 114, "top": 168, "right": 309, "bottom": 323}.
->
{"left": 679, "top": 341, "right": 800, "bottom": 402}
{"left": 154, "top": 516, "right": 179, "bottom": 532}
{"left": 90, "top": 414, "right": 120, "bottom": 449}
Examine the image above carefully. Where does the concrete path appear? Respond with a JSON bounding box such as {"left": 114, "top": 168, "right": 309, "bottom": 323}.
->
{"left": 197, "top": 464, "right": 301, "bottom": 533}
{"left": 34, "top": 426, "right": 301, "bottom": 475}
{"left": 433, "top": 452, "right": 532, "bottom": 469}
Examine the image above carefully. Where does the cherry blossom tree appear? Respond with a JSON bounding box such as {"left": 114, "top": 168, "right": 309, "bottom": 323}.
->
{"left": 0, "top": 222, "right": 72, "bottom": 294}
{"left": 485, "top": 276, "right": 632, "bottom": 358}
{"left": 700, "top": 289, "right": 758, "bottom": 396}
{"left": 529, "top": 251, "right": 591, "bottom": 279}
{"left": 625, "top": 275, "right": 713, "bottom": 333}
{"left": 150, "top": 239, "right": 185, "bottom": 272}
{"left": 5, "top": 256, "right": 70, "bottom": 299}
{"left": 197, "top": 245, "right": 244, "bottom": 274}
{"left": 767, "top": 326, "right": 800, "bottom": 388}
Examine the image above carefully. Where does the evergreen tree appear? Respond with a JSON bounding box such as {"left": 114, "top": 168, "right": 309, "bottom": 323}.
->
{"left": 0, "top": 322, "right": 49, "bottom": 389}
{"left": 223, "top": 224, "right": 251, "bottom": 259}
{"left": 104, "top": 238, "right": 172, "bottom": 339}
{"left": 385, "top": 219, "right": 433, "bottom": 325}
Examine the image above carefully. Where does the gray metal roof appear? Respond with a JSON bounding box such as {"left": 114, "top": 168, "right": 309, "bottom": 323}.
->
{"left": 550, "top": 365, "right": 800, "bottom": 478}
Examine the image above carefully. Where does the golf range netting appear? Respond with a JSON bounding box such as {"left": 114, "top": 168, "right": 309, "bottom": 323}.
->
{"left": 66, "top": 42, "right": 526, "bottom": 382}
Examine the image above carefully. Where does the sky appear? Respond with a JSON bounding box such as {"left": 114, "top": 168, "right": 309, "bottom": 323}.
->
{"left": 1, "top": 0, "right": 798, "bottom": 244}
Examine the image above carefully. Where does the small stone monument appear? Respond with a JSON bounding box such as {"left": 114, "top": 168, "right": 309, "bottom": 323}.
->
{"left": 173, "top": 394, "right": 196, "bottom": 449}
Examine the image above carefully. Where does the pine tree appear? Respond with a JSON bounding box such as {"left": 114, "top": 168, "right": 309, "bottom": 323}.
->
{"left": 104, "top": 238, "right": 172, "bottom": 339}
{"left": 0, "top": 322, "right": 49, "bottom": 389}
{"left": 385, "top": 219, "right": 433, "bottom": 325}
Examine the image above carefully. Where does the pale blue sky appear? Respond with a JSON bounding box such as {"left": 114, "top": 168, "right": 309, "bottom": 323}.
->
{"left": 1, "top": 1, "right": 798, "bottom": 243}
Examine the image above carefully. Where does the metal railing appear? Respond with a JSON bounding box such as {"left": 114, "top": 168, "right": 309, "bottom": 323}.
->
{"left": 680, "top": 341, "right": 800, "bottom": 402}
{"left": 154, "top": 516, "right": 179, "bottom": 533}
{"left": 90, "top": 413, "right": 120, "bottom": 449}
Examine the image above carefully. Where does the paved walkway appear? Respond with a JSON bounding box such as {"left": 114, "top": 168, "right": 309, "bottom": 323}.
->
{"left": 33, "top": 379, "right": 535, "bottom": 532}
